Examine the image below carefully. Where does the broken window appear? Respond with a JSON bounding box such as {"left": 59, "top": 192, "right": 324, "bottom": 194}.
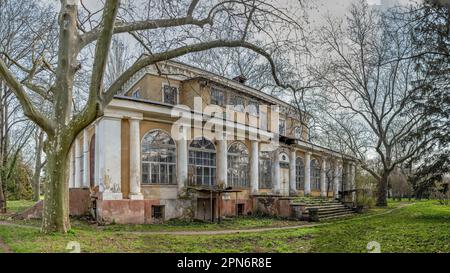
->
{"left": 236, "top": 204, "right": 245, "bottom": 216}
{"left": 141, "top": 130, "right": 176, "bottom": 185}
{"left": 163, "top": 84, "right": 178, "bottom": 105}
{"left": 311, "top": 159, "right": 321, "bottom": 190}
{"left": 259, "top": 151, "right": 272, "bottom": 189}
{"left": 188, "top": 137, "right": 216, "bottom": 186}
{"left": 296, "top": 157, "right": 305, "bottom": 190}
{"left": 211, "top": 87, "right": 225, "bottom": 106}
{"left": 227, "top": 142, "right": 249, "bottom": 188}
{"left": 152, "top": 205, "right": 164, "bottom": 222}
{"left": 230, "top": 95, "right": 245, "bottom": 112}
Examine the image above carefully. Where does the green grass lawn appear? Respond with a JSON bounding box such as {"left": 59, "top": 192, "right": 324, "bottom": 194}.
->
{"left": 1, "top": 200, "right": 449, "bottom": 253}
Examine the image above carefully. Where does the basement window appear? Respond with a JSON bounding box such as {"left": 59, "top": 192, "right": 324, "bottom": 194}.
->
{"left": 152, "top": 205, "right": 165, "bottom": 223}
{"left": 236, "top": 204, "right": 245, "bottom": 216}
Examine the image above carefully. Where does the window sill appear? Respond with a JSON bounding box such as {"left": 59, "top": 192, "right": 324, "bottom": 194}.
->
{"left": 141, "top": 184, "right": 178, "bottom": 187}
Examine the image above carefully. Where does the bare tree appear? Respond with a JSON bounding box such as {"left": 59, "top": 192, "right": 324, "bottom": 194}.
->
{"left": 105, "top": 36, "right": 132, "bottom": 87}
{"left": 32, "top": 128, "right": 45, "bottom": 202}
{"left": 311, "top": 1, "right": 438, "bottom": 206}
{"left": 0, "top": 1, "right": 53, "bottom": 212}
{"left": 0, "top": 0, "right": 305, "bottom": 232}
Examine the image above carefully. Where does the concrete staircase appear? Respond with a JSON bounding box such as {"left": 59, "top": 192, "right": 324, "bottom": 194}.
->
{"left": 292, "top": 197, "right": 355, "bottom": 221}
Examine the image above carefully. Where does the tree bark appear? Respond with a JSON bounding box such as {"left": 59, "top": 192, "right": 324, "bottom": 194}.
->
{"left": 41, "top": 134, "right": 71, "bottom": 233}
{"left": 376, "top": 173, "right": 389, "bottom": 207}
{"left": 32, "top": 130, "right": 44, "bottom": 201}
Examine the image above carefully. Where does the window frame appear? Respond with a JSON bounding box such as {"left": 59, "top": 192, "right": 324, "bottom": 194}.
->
{"left": 279, "top": 119, "right": 286, "bottom": 136}
{"left": 247, "top": 99, "right": 259, "bottom": 116}
{"left": 294, "top": 126, "right": 302, "bottom": 139}
{"left": 230, "top": 94, "right": 245, "bottom": 112}
{"left": 310, "top": 158, "right": 321, "bottom": 190}
{"left": 141, "top": 130, "right": 177, "bottom": 185}
{"left": 296, "top": 157, "right": 305, "bottom": 190}
{"left": 210, "top": 86, "right": 226, "bottom": 106}
{"left": 162, "top": 83, "right": 179, "bottom": 105}
{"left": 259, "top": 151, "right": 272, "bottom": 189}
{"left": 188, "top": 137, "right": 217, "bottom": 187}
{"left": 152, "top": 205, "right": 165, "bottom": 222}
{"left": 227, "top": 142, "right": 249, "bottom": 188}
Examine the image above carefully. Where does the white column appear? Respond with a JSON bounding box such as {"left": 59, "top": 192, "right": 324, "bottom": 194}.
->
{"left": 250, "top": 141, "right": 259, "bottom": 194}
{"left": 94, "top": 122, "right": 100, "bottom": 187}
{"left": 320, "top": 159, "right": 327, "bottom": 197}
{"left": 304, "top": 152, "right": 311, "bottom": 195}
{"left": 289, "top": 149, "right": 297, "bottom": 195}
{"left": 129, "top": 118, "right": 143, "bottom": 200}
{"left": 272, "top": 150, "right": 280, "bottom": 194}
{"left": 74, "top": 137, "right": 82, "bottom": 188}
{"left": 216, "top": 139, "right": 228, "bottom": 187}
{"left": 82, "top": 129, "right": 89, "bottom": 188}
{"left": 96, "top": 117, "right": 123, "bottom": 200}
{"left": 68, "top": 147, "right": 74, "bottom": 188}
{"left": 345, "top": 163, "right": 351, "bottom": 191}
{"left": 177, "top": 126, "right": 188, "bottom": 193}
{"left": 350, "top": 162, "right": 356, "bottom": 202}
{"left": 333, "top": 161, "right": 340, "bottom": 197}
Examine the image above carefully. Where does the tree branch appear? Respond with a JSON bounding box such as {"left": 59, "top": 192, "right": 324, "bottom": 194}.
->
{"left": 0, "top": 58, "right": 55, "bottom": 135}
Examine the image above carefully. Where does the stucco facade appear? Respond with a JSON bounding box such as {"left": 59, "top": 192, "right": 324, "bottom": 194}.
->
{"left": 68, "top": 60, "right": 357, "bottom": 224}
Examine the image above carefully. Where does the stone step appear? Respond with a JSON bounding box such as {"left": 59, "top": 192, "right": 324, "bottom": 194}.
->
{"left": 318, "top": 211, "right": 356, "bottom": 221}
{"left": 294, "top": 201, "right": 341, "bottom": 206}
{"left": 304, "top": 210, "right": 355, "bottom": 221}
{"left": 303, "top": 208, "right": 353, "bottom": 217}
{"left": 303, "top": 205, "right": 354, "bottom": 215}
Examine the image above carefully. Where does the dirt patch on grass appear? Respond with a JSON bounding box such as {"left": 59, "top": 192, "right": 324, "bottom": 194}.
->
{"left": 0, "top": 238, "right": 12, "bottom": 253}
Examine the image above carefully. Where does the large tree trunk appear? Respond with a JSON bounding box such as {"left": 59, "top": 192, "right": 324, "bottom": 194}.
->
{"left": 376, "top": 173, "right": 389, "bottom": 207}
{"left": 32, "top": 130, "right": 44, "bottom": 201}
{"left": 41, "top": 135, "right": 71, "bottom": 233}
{"left": 0, "top": 176, "right": 5, "bottom": 213}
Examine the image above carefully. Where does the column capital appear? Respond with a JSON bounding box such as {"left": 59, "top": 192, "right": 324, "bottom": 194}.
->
{"left": 128, "top": 116, "right": 143, "bottom": 121}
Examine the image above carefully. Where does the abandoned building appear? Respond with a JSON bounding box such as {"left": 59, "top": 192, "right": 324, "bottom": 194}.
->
{"left": 67, "top": 60, "right": 357, "bottom": 224}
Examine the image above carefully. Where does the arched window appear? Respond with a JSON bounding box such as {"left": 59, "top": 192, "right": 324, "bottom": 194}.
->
{"left": 259, "top": 151, "right": 272, "bottom": 189}
{"left": 311, "top": 158, "right": 321, "bottom": 190}
{"left": 227, "top": 142, "right": 249, "bottom": 188}
{"left": 296, "top": 157, "right": 304, "bottom": 190}
{"left": 141, "top": 130, "right": 176, "bottom": 184}
{"left": 188, "top": 137, "right": 216, "bottom": 186}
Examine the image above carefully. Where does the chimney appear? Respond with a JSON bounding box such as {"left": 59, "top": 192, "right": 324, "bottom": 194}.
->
{"left": 232, "top": 75, "right": 247, "bottom": 84}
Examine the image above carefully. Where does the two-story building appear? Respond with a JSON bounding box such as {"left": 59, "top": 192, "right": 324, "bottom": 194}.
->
{"left": 68, "top": 60, "right": 357, "bottom": 224}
